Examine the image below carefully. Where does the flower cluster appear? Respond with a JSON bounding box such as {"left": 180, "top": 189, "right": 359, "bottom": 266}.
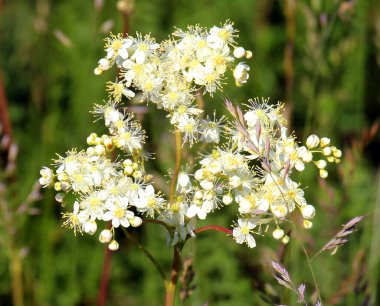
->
{"left": 40, "top": 22, "right": 341, "bottom": 251}
{"left": 40, "top": 105, "right": 165, "bottom": 251}
{"left": 163, "top": 98, "right": 341, "bottom": 248}
{"left": 94, "top": 21, "right": 251, "bottom": 145}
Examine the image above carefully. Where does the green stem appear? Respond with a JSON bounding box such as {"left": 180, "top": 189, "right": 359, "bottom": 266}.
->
{"left": 121, "top": 227, "right": 167, "bottom": 281}
{"left": 164, "top": 245, "right": 181, "bottom": 306}
{"left": 0, "top": 196, "right": 24, "bottom": 306}
{"left": 143, "top": 219, "right": 172, "bottom": 232}
{"left": 301, "top": 244, "right": 322, "bottom": 304}
{"left": 169, "top": 130, "right": 182, "bottom": 207}
{"left": 9, "top": 247, "right": 24, "bottom": 306}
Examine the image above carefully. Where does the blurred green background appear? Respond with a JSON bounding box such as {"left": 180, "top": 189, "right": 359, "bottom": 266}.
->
{"left": 0, "top": 0, "right": 379, "bottom": 305}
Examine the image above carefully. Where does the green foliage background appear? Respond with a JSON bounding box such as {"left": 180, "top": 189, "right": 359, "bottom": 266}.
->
{"left": 0, "top": 0, "right": 379, "bottom": 305}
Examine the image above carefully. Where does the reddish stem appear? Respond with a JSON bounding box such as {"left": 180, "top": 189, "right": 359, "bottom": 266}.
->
{"left": 97, "top": 219, "right": 113, "bottom": 306}
{"left": 164, "top": 246, "right": 181, "bottom": 306}
{"left": 194, "top": 225, "right": 233, "bottom": 235}
{"left": 0, "top": 71, "right": 12, "bottom": 140}
{"left": 97, "top": 242, "right": 112, "bottom": 306}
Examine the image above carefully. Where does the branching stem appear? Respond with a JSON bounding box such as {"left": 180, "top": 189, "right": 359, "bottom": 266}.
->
{"left": 121, "top": 227, "right": 167, "bottom": 281}
{"left": 143, "top": 219, "right": 172, "bottom": 232}
{"left": 302, "top": 244, "right": 322, "bottom": 304}
{"left": 194, "top": 225, "right": 233, "bottom": 235}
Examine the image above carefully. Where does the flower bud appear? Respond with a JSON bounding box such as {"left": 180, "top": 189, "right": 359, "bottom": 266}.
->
{"left": 103, "top": 137, "right": 113, "bottom": 150}
{"left": 108, "top": 240, "right": 119, "bottom": 251}
{"left": 54, "top": 182, "right": 62, "bottom": 191}
{"left": 94, "top": 144, "right": 105, "bottom": 155}
{"left": 133, "top": 171, "right": 142, "bottom": 179}
{"left": 223, "top": 194, "right": 233, "bottom": 205}
{"left": 229, "top": 175, "right": 241, "bottom": 188}
{"left": 272, "top": 228, "right": 285, "bottom": 240}
{"left": 178, "top": 173, "right": 190, "bottom": 187}
{"left": 272, "top": 204, "right": 288, "bottom": 219}
{"left": 303, "top": 220, "right": 313, "bottom": 229}
{"left": 87, "top": 133, "right": 98, "bottom": 145}
{"left": 98, "top": 58, "right": 110, "bottom": 70}
{"left": 333, "top": 149, "right": 342, "bottom": 158}
{"left": 245, "top": 50, "right": 252, "bottom": 59}
{"left": 208, "top": 162, "right": 222, "bottom": 175}
{"left": 123, "top": 159, "right": 133, "bottom": 167}
{"left": 320, "top": 137, "right": 330, "bottom": 147}
{"left": 322, "top": 147, "right": 332, "bottom": 156}
{"left": 233, "top": 47, "right": 246, "bottom": 59}
{"left": 84, "top": 220, "right": 97, "bottom": 235}
{"left": 87, "top": 147, "right": 95, "bottom": 156}
{"left": 124, "top": 165, "right": 134, "bottom": 175}
{"left": 306, "top": 134, "right": 320, "bottom": 149}
{"left": 299, "top": 149, "right": 313, "bottom": 163}
{"left": 130, "top": 216, "right": 142, "bottom": 227}
{"left": 315, "top": 159, "right": 327, "bottom": 169}
{"left": 200, "top": 180, "right": 214, "bottom": 191}
{"left": 55, "top": 193, "right": 65, "bottom": 203}
{"left": 319, "top": 169, "right": 328, "bottom": 178}
{"left": 282, "top": 235, "right": 290, "bottom": 244}
{"left": 194, "top": 190, "right": 203, "bottom": 200}
{"left": 94, "top": 67, "right": 103, "bottom": 75}
{"left": 301, "top": 205, "right": 316, "bottom": 219}
{"left": 60, "top": 182, "right": 70, "bottom": 192}
{"left": 99, "top": 229, "right": 113, "bottom": 243}
{"left": 203, "top": 192, "right": 212, "bottom": 201}
{"left": 194, "top": 169, "right": 205, "bottom": 181}
{"left": 57, "top": 172, "right": 68, "bottom": 181}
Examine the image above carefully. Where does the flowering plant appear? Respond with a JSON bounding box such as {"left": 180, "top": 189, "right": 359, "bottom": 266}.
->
{"left": 40, "top": 21, "right": 341, "bottom": 305}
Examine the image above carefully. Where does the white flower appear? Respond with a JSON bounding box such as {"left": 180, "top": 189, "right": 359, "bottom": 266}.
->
{"left": 81, "top": 193, "right": 106, "bottom": 220}
{"left": 186, "top": 203, "right": 207, "bottom": 220}
{"left": 135, "top": 185, "right": 165, "bottom": 217}
{"left": 39, "top": 167, "right": 54, "bottom": 187}
{"left": 177, "top": 116, "right": 199, "bottom": 145}
{"left": 207, "top": 23, "right": 236, "bottom": 49}
{"left": 271, "top": 203, "right": 288, "bottom": 219}
{"left": 233, "top": 62, "right": 250, "bottom": 86}
{"left": 199, "top": 117, "right": 223, "bottom": 143}
{"left": 106, "top": 36, "right": 133, "bottom": 61}
{"left": 131, "top": 34, "right": 159, "bottom": 64}
{"left": 233, "top": 219, "right": 256, "bottom": 248}
{"left": 103, "top": 198, "right": 134, "bottom": 228}
{"left": 62, "top": 201, "right": 89, "bottom": 234}
{"left": 104, "top": 106, "right": 124, "bottom": 127}
{"left": 177, "top": 172, "right": 192, "bottom": 193}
